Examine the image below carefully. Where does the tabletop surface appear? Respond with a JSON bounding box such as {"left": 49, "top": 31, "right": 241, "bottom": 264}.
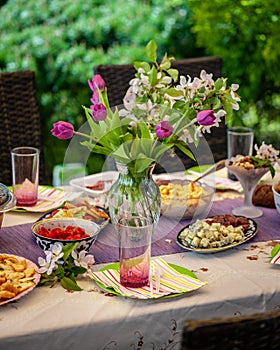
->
{"left": 0, "top": 183, "right": 280, "bottom": 350}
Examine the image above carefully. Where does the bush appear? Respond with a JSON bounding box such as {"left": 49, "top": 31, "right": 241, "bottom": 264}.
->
{"left": 189, "top": 0, "right": 280, "bottom": 147}
{"left": 0, "top": 0, "right": 199, "bottom": 183}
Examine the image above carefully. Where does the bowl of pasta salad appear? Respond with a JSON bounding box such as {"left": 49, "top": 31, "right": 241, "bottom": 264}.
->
{"left": 156, "top": 179, "right": 215, "bottom": 220}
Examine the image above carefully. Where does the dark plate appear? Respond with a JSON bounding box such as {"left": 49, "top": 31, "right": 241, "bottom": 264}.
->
{"left": 177, "top": 215, "right": 258, "bottom": 254}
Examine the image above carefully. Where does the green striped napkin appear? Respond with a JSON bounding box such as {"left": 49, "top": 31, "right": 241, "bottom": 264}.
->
{"left": 89, "top": 258, "right": 207, "bottom": 299}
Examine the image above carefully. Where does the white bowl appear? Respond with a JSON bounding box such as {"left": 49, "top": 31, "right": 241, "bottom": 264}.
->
{"left": 272, "top": 182, "right": 280, "bottom": 215}
{"left": 70, "top": 171, "right": 119, "bottom": 197}
{"left": 157, "top": 179, "right": 215, "bottom": 220}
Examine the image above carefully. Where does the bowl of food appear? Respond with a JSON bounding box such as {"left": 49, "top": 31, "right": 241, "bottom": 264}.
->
{"left": 69, "top": 171, "right": 119, "bottom": 197}
{"left": 32, "top": 218, "right": 102, "bottom": 252}
{"left": 272, "top": 181, "right": 280, "bottom": 215}
{"left": 157, "top": 179, "right": 215, "bottom": 220}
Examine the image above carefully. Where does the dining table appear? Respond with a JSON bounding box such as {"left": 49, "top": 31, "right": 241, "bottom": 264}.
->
{"left": 0, "top": 173, "right": 280, "bottom": 350}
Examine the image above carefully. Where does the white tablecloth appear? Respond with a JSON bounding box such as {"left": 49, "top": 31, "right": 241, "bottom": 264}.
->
{"left": 1, "top": 211, "right": 280, "bottom": 350}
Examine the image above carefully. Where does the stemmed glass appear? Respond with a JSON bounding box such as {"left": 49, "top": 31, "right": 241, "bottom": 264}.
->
{"left": 225, "top": 158, "right": 269, "bottom": 218}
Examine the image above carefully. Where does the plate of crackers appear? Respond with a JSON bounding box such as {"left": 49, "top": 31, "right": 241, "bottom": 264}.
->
{"left": 0, "top": 254, "right": 40, "bottom": 305}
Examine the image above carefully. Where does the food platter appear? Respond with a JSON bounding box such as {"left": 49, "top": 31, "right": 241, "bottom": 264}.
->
{"left": 0, "top": 254, "right": 40, "bottom": 306}
{"left": 177, "top": 214, "right": 258, "bottom": 254}
{"left": 38, "top": 201, "right": 110, "bottom": 228}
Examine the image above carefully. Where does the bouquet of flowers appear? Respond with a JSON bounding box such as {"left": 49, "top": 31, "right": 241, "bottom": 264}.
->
{"left": 52, "top": 40, "right": 240, "bottom": 174}
{"left": 38, "top": 242, "right": 95, "bottom": 291}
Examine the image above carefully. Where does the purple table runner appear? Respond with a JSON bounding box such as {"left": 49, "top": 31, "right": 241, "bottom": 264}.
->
{"left": 0, "top": 198, "right": 279, "bottom": 265}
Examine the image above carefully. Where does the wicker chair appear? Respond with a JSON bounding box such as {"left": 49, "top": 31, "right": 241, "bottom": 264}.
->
{"left": 94, "top": 57, "right": 227, "bottom": 171}
{"left": 0, "top": 70, "right": 45, "bottom": 185}
{"left": 181, "top": 309, "right": 280, "bottom": 350}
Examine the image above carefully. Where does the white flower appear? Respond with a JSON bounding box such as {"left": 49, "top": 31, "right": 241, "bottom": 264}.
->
{"left": 231, "top": 83, "right": 239, "bottom": 91}
{"left": 162, "top": 76, "right": 172, "bottom": 84}
{"left": 123, "top": 87, "right": 136, "bottom": 110}
{"left": 50, "top": 242, "right": 64, "bottom": 262}
{"left": 38, "top": 251, "right": 58, "bottom": 275}
{"left": 255, "top": 142, "right": 279, "bottom": 164}
{"left": 200, "top": 69, "right": 214, "bottom": 85}
{"left": 37, "top": 243, "right": 64, "bottom": 275}
{"left": 72, "top": 250, "right": 95, "bottom": 270}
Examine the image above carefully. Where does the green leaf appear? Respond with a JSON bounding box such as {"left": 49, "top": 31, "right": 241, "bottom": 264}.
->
{"left": 135, "top": 157, "right": 154, "bottom": 172}
{"left": 269, "top": 165, "right": 275, "bottom": 178}
{"left": 62, "top": 242, "right": 79, "bottom": 262}
{"left": 175, "top": 143, "right": 196, "bottom": 160}
{"left": 149, "top": 65, "right": 157, "bottom": 86}
{"left": 61, "top": 276, "right": 83, "bottom": 291}
{"left": 154, "top": 144, "right": 173, "bottom": 161}
{"left": 160, "top": 59, "right": 171, "bottom": 70}
{"left": 134, "top": 61, "right": 150, "bottom": 72}
{"left": 110, "top": 144, "right": 130, "bottom": 163}
{"left": 271, "top": 244, "right": 280, "bottom": 260}
{"left": 138, "top": 121, "right": 152, "bottom": 139}
{"left": 71, "top": 266, "right": 87, "bottom": 275}
{"left": 165, "top": 87, "right": 184, "bottom": 97}
{"left": 214, "top": 78, "right": 224, "bottom": 90}
{"left": 145, "top": 40, "right": 157, "bottom": 62}
{"left": 167, "top": 68, "right": 179, "bottom": 82}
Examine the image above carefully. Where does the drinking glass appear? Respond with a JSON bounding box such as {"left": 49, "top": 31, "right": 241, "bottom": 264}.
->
{"left": 227, "top": 127, "right": 254, "bottom": 180}
{"left": 117, "top": 216, "right": 153, "bottom": 288}
{"left": 226, "top": 158, "right": 269, "bottom": 218}
{"left": 11, "top": 147, "right": 40, "bottom": 206}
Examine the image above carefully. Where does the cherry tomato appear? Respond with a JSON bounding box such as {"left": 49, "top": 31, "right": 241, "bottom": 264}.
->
{"left": 37, "top": 225, "right": 89, "bottom": 240}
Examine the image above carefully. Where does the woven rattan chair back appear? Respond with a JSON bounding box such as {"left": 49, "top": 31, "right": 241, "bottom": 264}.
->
{"left": 94, "top": 57, "right": 226, "bottom": 171}
{"left": 181, "top": 309, "right": 280, "bottom": 350}
{"left": 0, "top": 70, "right": 45, "bottom": 185}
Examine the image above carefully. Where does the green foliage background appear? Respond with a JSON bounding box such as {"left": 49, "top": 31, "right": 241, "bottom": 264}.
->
{"left": 0, "top": 0, "right": 279, "bottom": 184}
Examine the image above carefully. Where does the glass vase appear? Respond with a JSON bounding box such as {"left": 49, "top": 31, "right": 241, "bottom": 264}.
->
{"left": 107, "top": 163, "right": 161, "bottom": 230}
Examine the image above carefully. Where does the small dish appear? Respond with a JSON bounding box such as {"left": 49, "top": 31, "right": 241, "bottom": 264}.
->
{"left": 177, "top": 214, "right": 258, "bottom": 253}
{"left": 70, "top": 171, "right": 119, "bottom": 197}
{"left": 32, "top": 218, "right": 102, "bottom": 252}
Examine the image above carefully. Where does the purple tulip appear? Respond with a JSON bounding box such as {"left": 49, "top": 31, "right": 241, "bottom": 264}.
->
{"left": 90, "top": 91, "right": 100, "bottom": 104}
{"left": 88, "top": 74, "right": 106, "bottom": 92}
{"left": 155, "top": 120, "right": 174, "bottom": 139}
{"left": 196, "top": 110, "right": 216, "bottom": 126}
{"left": 51, "top": 121, "right": 74, "bottom": 140}
{"left": 90, "top": 103, "right": 107, "bottom": 122}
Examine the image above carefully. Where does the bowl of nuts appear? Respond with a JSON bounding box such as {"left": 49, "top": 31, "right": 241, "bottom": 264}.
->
{"left": 156, "top": 179, "right": 215, "bottom": 220}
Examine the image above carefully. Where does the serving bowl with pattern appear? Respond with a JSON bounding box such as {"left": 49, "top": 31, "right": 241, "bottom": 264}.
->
{"left": 31, "top": 218, "right": 102, "bottom": 252}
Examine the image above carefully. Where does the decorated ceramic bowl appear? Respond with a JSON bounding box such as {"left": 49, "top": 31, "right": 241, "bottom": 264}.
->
{"left": 31, "top": 218, "right": 102, "bottom": 252}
